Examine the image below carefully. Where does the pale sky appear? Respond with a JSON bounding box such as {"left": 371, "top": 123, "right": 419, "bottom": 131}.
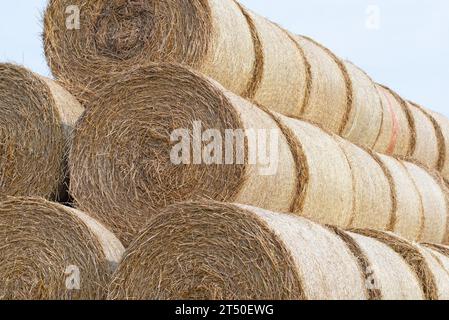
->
{"left": 0, "top": 0, "right": 448, "bottom": 116}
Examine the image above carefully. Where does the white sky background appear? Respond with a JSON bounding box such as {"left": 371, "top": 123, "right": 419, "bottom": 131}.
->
{"left": 0, "top": 0, "right": 448, "bottom": 116}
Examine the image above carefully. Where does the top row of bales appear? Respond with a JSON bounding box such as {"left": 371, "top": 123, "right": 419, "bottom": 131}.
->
{"left": 43, "top": 0, "right": 449, "bottom": 181}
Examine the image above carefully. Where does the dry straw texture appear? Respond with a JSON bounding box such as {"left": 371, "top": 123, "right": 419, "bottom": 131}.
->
{"left": 341, "top": 61, "right": 383, "bottom": 149}
{"left": 374, "top": 85, "right": 414, "bottom": 156}
{"left": 69, "top": 63, "right": 297, "bottom": 245}
{"left": 375, "top": 155, "right": 423, "bottom": 240}
{"left": 353, "top": 229, "right": 449, "bottom": 300}
{"left": 108, "top": 201, "right": 449, "bottom": 300}
{"left": 423, "top": 110, "right": 449, "bottom": 179}
{"left": 69, "top": 63, "right": 449, "bottom": 245}
{"left": 0, "top": 63, "right": 83, "bottom": 200}
{"left": 402, "top": 162, "right": 448, "bottom": 243}
{"left": 0, "top": 197, "right": 124, "bottom": 300}
{"left": 44, "top": 0, "right": 449, "bottom": 179}
{"left": 293, "top": 36, "right": 349, "bottom": 134}
{"left": 407, "top": 102, "right": 439, "bottom": 169}
{"left": 336, "top": 138, "right": 393, "bottom": 231}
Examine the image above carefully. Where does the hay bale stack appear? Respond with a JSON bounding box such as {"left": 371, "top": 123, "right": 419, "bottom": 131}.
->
{"left": 44, "top": 0, "right": 449, "bottom": 177}
{"left": 69, "top": 63, "right": 448, "bottom": 245}
{"left": 407, "top": 102, "right": 440, "bottom": 169}
{"left": 341, "top": 62, "right": 383, "bottom": 148}
{"left": 0, "top": 197, "right": 124, "bottom": 300}
{"left": 70, "top": 63, "right": 353, "bottom": 244}
{"left": 108, "top": 201, "right": 449, "bottom": 300}
{"left": 0, "top": 63, "right": 83, "bottom": 200}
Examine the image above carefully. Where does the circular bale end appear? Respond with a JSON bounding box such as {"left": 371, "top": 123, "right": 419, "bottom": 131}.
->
{"left": 69, "top": 63, "right": 247, "bottom": 245}
{"left": 108, "top": 201, "right": 304, "bottom": 300}
{"left": 0, "top": 197, "right": 124, "bottom": 300}
{"left": 43, "top": 0, "right": 213, "bottom": 100}
{"left": 0, "top": 63, "right": 74, "bottom": 200}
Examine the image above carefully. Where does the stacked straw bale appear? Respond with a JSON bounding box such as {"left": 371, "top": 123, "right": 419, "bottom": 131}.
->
{"left": 0, "top": 197, "right": 124, "bottom": 300}
{"left": 108, "top": 201, "right": 449, "bottom": 300}
{"left": 69, "top": 64, "right": 449, "bottom": 245}
{"left": 0, "top": 63, "right": 84, "bottom": 200}
{"left": 44, "top": 0, "right": 449, "bottom": 181}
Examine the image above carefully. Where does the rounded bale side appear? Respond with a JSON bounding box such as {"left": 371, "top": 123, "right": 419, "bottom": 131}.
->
{"left": 336, "top": 138, "right": 393, "bottom": 231}
{"left": 341, "top": 61, "right": 383, "bottom": 148}
{"left": 294, "top": 36, "right": 349, "bottom": 134}
{"left": 240, "top": 8, "right": 308, "bottom": 116}
{"left": 426, "top": 110, "right": 449, "bottom": 180}
{"left": 343, "top": 231, "right": 424, "bottom": 300}
{"left": 0, "top": 63, "right": 84, "bottom": 200}
{"left": 402, "top": 161, "right": 448, "bottom": 243}
{"left": 272, "top": 116, "right": 354, "bottom": 227}
{"left": 374, "top": 85, "right": 415, "bottom": 156}
{"left": 407, "top": 102, "right": 439, "bottom": 169}
{"left": 0, "top": 197, "right": 124, "bottom": 300}
{"left": 376, "top": 155, "right": 422, "bottom": 241}
{"left": 354, "top": 229, "right": 449, "bottom": 300}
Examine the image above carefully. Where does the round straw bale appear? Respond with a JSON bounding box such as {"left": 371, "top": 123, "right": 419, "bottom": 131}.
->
{"left": 108, "top": 202, "right": 371, "bottom": 300}
{"left": 0, "top": 197, "right": 124, "bottom": 300}
{"left": 401, "top": 161, "right": 448, "bottom": 243}
{"left": 293, "top": 36, "right": 349, "bottom": 133}
{"left": 44, "top": 0, "right": 258, "bottom": 102}
{"left": 341, "top": 61, "right": 383, "bottom": 148}
{"left": 406, "top": 102, "right": 439, "bottom": 169}
{"left": 374, "top": 85, "right": 414, "bottom": 156}
{"left": 69, "top": 63, "right": 298, "bottom": 245}
{"left": 0, "top": 63, "right": 83, "bottom": 200}
{"left": 375, "top": 155, "right": 422, "bottom": 240}
{"left": 335, "top": 138, "right": 393, "bottom": 230}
